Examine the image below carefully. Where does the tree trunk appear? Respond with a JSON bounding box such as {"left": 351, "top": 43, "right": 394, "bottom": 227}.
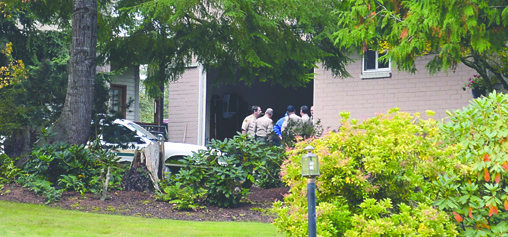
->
{"left": 4, "top": 127, "right": 37, "bottom": 167}
{"left": 121, "top": 151, "right": 155, "bottom": 193}
{"left": 50, "top": 0, "right": 97, "bottom": 145}
{"left": 121, "top": 142, "right": 162, "bottom": 193}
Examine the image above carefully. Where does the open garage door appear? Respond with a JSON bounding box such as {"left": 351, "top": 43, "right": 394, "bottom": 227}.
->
{"left": 206, "top": 70, "right": 313, "bottom": 141}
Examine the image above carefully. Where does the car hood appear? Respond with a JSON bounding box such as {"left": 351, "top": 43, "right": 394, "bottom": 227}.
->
{"left": 164, "top": 142, "right": 207, "bottom": 158}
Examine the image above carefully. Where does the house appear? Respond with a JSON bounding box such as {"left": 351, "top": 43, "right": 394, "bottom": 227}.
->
{"left": 166, "top": 64, "right": 313, "bottom": 145}
{"left": 314, "top": 53, "right": 475, "bottom": 133}
{"left": 163, "top": 53, "right": 476, "bottom": 145}
{"left": 111, "top": 53, "right": 476, "bottom": 145}
{"left": 107, "top": 65, "right": 141, "bottom": 122}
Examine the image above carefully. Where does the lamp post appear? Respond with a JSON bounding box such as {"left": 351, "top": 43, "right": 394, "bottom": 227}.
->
{"left": 301, "top": 145, "right": 320, "bottom": 237}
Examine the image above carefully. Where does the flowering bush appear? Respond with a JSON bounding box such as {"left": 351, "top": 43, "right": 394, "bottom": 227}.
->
{"left": 435, "top": 92, "right": 508, "bottom": 235}
{"left": 273, "top": 108, "right": 459, "bottom": 236}
{"left": 462, "top": 74, "right": 486, "bottom": 91}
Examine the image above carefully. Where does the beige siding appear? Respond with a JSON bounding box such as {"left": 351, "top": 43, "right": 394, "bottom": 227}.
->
{"left": 110, "top": 66, "right": 140, "bottom": 121}
{"left": 314, "top": 54, "right": 475, "bottom": 133}
{"left": 167, "top": 66, "right": 200, "bottom": 144}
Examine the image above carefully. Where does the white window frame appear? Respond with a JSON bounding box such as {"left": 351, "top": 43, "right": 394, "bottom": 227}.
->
{"left": 361, "top": 50, "right": 391, "bottom": 79}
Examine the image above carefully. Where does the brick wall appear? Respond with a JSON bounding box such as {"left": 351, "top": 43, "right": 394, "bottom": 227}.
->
{"left": 314, "top": 54, "right": 475, "bottom": 133}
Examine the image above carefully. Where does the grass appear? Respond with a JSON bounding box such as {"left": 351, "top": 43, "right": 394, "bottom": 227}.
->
{"left": 0, "top": 201, "right": 283, "bottom": 236}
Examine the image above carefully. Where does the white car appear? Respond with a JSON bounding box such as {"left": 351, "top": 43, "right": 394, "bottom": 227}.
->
{"left": 102, "top": 119, "right": 207, "bottom": 174}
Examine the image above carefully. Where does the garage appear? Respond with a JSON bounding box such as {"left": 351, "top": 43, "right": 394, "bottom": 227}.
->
{"left": 166, "top": 65, "right": 313, "bottom": 144}
{"left": 207, "top": 70, "right": 314, "bottom": 141}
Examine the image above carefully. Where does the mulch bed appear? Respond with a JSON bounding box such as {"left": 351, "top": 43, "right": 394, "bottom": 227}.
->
{"left": 0, "top": 183, "right": 289, "bottom": 223}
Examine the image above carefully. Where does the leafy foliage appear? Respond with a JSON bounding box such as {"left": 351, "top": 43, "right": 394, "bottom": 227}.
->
{"left": 0, "top": 20, "right": 70, "bottom": 158}
{"left": 0, "top": 154, "right": 23, "bottom": 184}
{"left": 462, "top": 74, "right": 487, "bottom": 92}
{"left": 0, "top": 16, "right": 115, "bottom": 158}
{"left": 172, "top": 134, "right": 285, "bottom": 208}
{"left": 101, "top": 0, "right": 350, "bottom": 92}
{"left": 333, "top": 0, "right": 508, "bottom": 92}
{"left": 0, "top": 43, "right": 30, "bottom": 134}
{"left": 435, "top": 91, "right": 508, "bottom": 235}
{"left": 156, "top": 183, "right": 206, "bottom": 211}
{"left": 0, "top": 43, "right": 27, "bottom": 88}
{"left": 19, "top": 142, "right": 126, "bottom": 203}
{"left": 23, "top": 143, "right": 96, "bottom": 186}
{"left": 281, "top": 118, "right": 324, "bottom": 148}
{"left": 17, "top": 175, "right": 63, "bottom": 204}
{"left": 1, "top": 0, "right": 116, "bottom": 147}
{"left": 138, "top": 82, "right": 156, "bottom": 123}
{"left": 251, "top": 143, "right": 286, "bottom": 189}
{"left": 345, "top": 200, "right": 457, "bottom": 236}
{"left": 273, "top": 108, "right": 458, "bottom": 236}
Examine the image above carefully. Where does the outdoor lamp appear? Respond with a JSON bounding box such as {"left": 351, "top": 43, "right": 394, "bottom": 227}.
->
{"left": 301, "top": 146, "right": 320, "bottom": 177}
{"left": 301, "top": 145, "right": 320, "bottom": 237}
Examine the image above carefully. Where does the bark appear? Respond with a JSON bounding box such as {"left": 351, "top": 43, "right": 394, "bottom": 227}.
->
{"left": 121, "top": 151, "right": 155, "bottom": 193}
{"left": 121, "top": 143, "right": 162, "bottom": 192}
{"left": 50, "top": 0, "right": 97, "bottom": 145}
{"left": 100, "top": 166, "right": 111, "bottom": 201}
{"left": 4, "top": 127, "right": 37, "bottom": 167}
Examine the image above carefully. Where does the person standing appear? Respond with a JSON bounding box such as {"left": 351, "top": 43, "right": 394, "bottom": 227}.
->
{"left": 310, "top": 106, "right": 314, "bottom": 123}
{"left": 300, "top": 105, "right": 313, "bottom": 138}
{"left": 241, "top": 105, "right": 262, "bottom": 138}
{"left": 281, "top": 105, "right": 302, "bottom": 136}
{"left": 300, "top": 105, "right": 312, "bottom": 126}
{"left": 272, "top": 111, "right": 288, "bottom": 146}
{"left": 255, "top": 108, "right": 274, "bottom": 143}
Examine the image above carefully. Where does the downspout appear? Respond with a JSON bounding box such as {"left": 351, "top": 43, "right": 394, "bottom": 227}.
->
{"left": 197, "top": 63, "right": 206, "bottom": 146}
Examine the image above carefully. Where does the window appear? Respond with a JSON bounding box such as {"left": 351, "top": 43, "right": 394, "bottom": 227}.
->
{"left": 361, "top": 50, "right": 391, "bottom": 79}
{"left": 109, "top": 84, "right": 127, "bottom": 117}
{"left": 102, "top": 124, "right": 145, "bottom": 146}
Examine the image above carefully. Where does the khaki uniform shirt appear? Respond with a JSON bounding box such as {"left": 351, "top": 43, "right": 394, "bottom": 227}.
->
{"left": 255, "top": 115, "right": 273, "bottom": 138}
{"left": 241, "top": 114, "right": 257, "bottom": 137}
{"left": 301, "top": 114, "right": 312, "bottom": 126}
{"left": 281, "top": 114, "right": 303, "bottom": 132}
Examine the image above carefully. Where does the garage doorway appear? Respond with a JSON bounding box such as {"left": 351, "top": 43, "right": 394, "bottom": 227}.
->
{"left": 207, "top": 71, "right": 313, "bottom": 141}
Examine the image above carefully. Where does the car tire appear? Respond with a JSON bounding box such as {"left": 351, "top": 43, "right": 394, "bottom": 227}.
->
{"left": 164, "top": 166, "right": 172, "bottom": 182}
{"left": 164, "top": 166, "right": 180, "bottom": 182}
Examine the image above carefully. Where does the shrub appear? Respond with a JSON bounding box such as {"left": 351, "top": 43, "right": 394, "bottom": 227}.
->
{"left": 174, "top": 133, "right": 286, "bottom": 208}
{"left": 273, "top": 108, "right": 458, "bottom": 236}
{"left": 251, "top": 143, "right": 285, "bottom": 189}
{"left": 435, "top": 91, "right": 508, "bottom": 235}
{"left": 345, "top": 199, "right": 457, "bottom": 236}
{"left": 281, "top": 118, "right": 324, "bottom": 148}
{"left": 17, "top": 174, "right": 63, "bottom": 204}
{"left": 0, "top": 154, "right": 23, "bottom": 184}
{"left": 156, "top": 184, "right": 206, "bottom": 211}
{"left": 20, "top": 142, "right": 125, "bottom": 202}
{"left": 23, "top": 143, "right": 97, "bottom": 185}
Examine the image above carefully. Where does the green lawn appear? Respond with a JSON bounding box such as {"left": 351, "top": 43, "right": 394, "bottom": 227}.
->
{"left": 0, "top": 201, "right": 283, "bottom": 236}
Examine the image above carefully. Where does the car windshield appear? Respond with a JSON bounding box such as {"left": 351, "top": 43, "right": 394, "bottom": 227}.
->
{"left": 126, "top": 121, "right": 158, "bottom": 140}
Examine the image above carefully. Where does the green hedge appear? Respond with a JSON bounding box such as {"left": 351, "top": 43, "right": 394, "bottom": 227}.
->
{"left": 273, "top": 108, "right": 458, "bottom": 236}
